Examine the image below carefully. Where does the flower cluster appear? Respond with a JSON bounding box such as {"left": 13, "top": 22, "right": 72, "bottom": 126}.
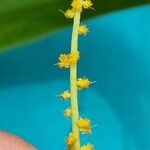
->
{"left": 77, "top": 118, "right": 91, "bottom": 134}
{"left": 57, "top": 51, "right": 80, "bottom": 68}
{"left": 71, "top": 0, "right": 83, "bottom": 12}
{"left": 64, "top": 9, "right": 75, "bottom": 19}
{"left": 59, "top": 90, "right": 71, "bottom": 100}
{"left": 79, "top": 25, "right": 89, "bottom": 35}
{"left": 77, "top": 77, "right": 91, "bottom": 89}
{"left": 64, "top": 108, "right": 72, "bottom": 118}
{"left": 80, "top": 143, "right": 93, "bottom": 150}
{"left": 57, "top": 0, "right": 95, "bottom": 149}
{"left": 66, "top": 132, "right": 78, "bottom": 150}
{"left": 82, "top": 0, "right": 93, "bottom": 9}
{"left": 64, "top": 0, "right": 93, "bottom": 19}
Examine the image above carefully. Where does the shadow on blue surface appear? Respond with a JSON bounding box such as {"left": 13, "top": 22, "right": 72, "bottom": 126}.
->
{"left": 0, "top": 5, "right": 150, "bottom": 150}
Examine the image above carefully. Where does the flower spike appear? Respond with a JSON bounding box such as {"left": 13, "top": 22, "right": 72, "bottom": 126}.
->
{"left": 58, "top": 0, "right": 95, "bottom": 149}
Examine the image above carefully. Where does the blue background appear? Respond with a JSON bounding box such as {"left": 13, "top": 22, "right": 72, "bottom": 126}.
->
{"left": 0, "top": 5, "right": 150, "bottom": 150}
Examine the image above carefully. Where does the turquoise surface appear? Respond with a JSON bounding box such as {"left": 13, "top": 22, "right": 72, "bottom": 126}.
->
{"left": 0, "top": 5, "right": 150, "bottom": 150}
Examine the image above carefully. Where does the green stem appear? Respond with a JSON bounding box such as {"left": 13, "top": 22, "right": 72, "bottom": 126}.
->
{"left": 70, "top": 10, "right": 81, "bottom": 150}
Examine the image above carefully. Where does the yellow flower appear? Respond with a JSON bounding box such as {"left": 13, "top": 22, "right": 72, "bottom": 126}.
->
{"left": 57, "top": 51, "right": 80, "bottom": 68}
{"left": 80, "top": 143, "right": 93, "bottom": 150}
{"left": 60, "top": 90, "right": 71, "bottom": 100}
{"left": 82, "top": 0, "right": 93, "bottom": 9}
{"left": 64, "top": 108, "right": 72, "bottom": 117}
{"left": 71, "top": 0, "right": 82, "bottom": 12}
{"left": 79, "top": 25, "right": 89, "bottom": 35}
{"left": 57, "top": 54, "right": 70, "bottom": 68}
{"left": 69, "top": 50, "right": 80, "bottom": 65}
{"left": 64, "top": 9, "right": 75, "bottom": 19}
{"left": 77, "top": 118, "right": 91, "bottom": 134}
{"left": 77, "top": 77, "right": 91, "bottom": 89}
{"left": 66, "top": 132, "right": 78, "bottom": 148}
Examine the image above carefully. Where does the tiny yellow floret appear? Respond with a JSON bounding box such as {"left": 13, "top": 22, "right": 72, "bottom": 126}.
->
{"left": 57, "top": 54, "right": 70, "bottom": 68}
{"left": 77, "top": 77, "right": 91, "bottom": 89}
{"left": 77, "top": 118, "right": 91, "bottom": 134}
{"left": 64, "top": 9, "right": 75, "bottom": 19}
{"left": 71, "top": 0, "right": 83, "bottom": 12}
{"left": 60, "top": 90, "right": 71, "bottom": 100}
{"left": 80, "top": 143, "right": 93, "bottom": 150}
{"left": 66, "top": 132, "right": 78, "bottom": 147}
{"left": 64, "top": 108, "right": 72, "bottom": 117}
{"left": 82, "top": 0, "right": 93, "bottom": 9}
{"left": 79, "top": 25, "right": 89, "bottom": 35}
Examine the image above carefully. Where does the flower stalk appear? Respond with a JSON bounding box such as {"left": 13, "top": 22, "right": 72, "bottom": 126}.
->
{"left": 70, "top": 4, "right": 82, "bottom": 150}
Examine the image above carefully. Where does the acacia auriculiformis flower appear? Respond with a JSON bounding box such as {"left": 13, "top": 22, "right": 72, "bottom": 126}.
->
{"left": 57, "top": 0, "right": 94, "bottom": 149}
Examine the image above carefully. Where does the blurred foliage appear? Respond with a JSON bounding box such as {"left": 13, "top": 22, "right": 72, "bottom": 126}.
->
{"left": 0, "top": 0, "right": 149, "bottom": 51}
